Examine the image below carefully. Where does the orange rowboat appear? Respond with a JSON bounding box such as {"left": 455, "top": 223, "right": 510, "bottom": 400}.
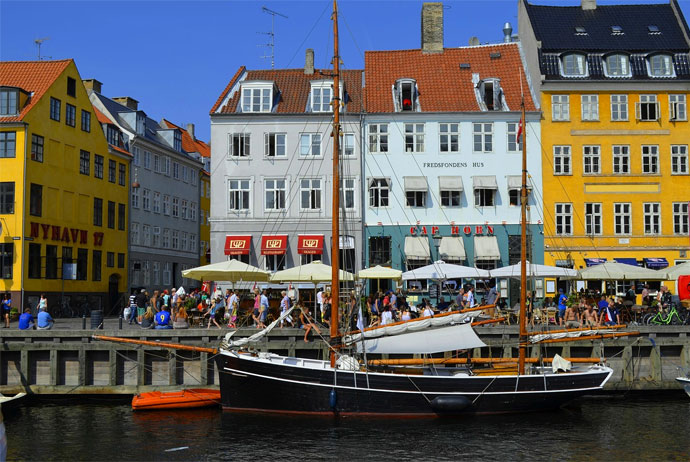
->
{"left": 131, "top": 389, "right": 221, "bottom": 411}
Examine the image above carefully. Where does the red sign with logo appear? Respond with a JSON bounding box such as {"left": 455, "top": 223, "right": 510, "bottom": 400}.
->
{"left": 224, "top": 235, "right": 251, "bottom": 255}
{"left": 298, "top": 235, "right": 324, "bottom": 255}
{"left": 261, "top": 235, "right": 288, "bottom": 255}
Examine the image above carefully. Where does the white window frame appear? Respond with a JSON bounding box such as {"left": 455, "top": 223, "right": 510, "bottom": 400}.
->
{"left": 671, "top": 145, "right": 688, "bottom": 175}
{"left": 310, "top": 84, "right": 333, "bottom": 113}
{"left": 553, "top": 145, "right": 571, "bottom": 175}
{"left": 673, "top": 202, "right": 689, "bottom": 235}
{"left": 406, "top": 189, "right": 427, "bottom": 208}
{"left": 341, "top": 133, "right": 355, "bottom": 157}
{"left": 228, "top": 133, "right": 250, "bottom": 158}
{"left": 404, "top": 123, "right": 425, "bottom": 153}
{"left": 171, "top": 230, "right": 179, "bottom": 250}
{"left": 648, "top": 54, "right": 675, "bottom": 78}
{"left": 152, "top": 226, "right": 161, "bottom": 247}
{"left": 551, "top": 95, "right": 570, "bottom": 121}
{"left": 181, "top": 199, "right": 188, "bottom": 220}
{"left": 583, "top": 145, "right": 601, "bottom": 174}
{"left": 614, "top": 203, "right": 632, "bottom": 235}
{"left": 163, "top": 195, "right": 170, "bottom": 215}
{"left": 163, "top": 229, "right": 170, "bottom": 249}
{"left": 163, "top": 262, "right": 172, "bottom": 286}
{"left": 560, "top": 53, "right": 588, "bottom": 77}
{"left": 474, "top": 189, "right": 495, "bottom": 208}
{"left": 143, "top": 151, "right": 151, "bottom": 170}
{"left": 264, "top": 133, "right": 286, "bottom": 158}
{"left": 610, "top": 94, "right": 628, "bottom": 121}
{"left": 507, "top": 121, "right": 522, "bottom": 153}
{"left": 172, "top": 196, "right": 179, "bottom": 218}
{"left": 172, "top": 162, "right": 180, "bottom": 179}
{"left": 641, "top": 145, "right": 659, "bottom": 174}
{"left": 228, "top": 179, "right": 251, "bottom": 212}
{"left": 585, "top": 203, "right": 602, "bottom": 235}
{"left": 142, "top": 224, "right": 151, "bottom": 247}
{"left": 604, "top": 54, "right": 631, "bottom": 78}
{"left": 369, "top": 178, "right": 390, "bottom": 208}
{"left": 368, "top": 124, "right": 388, "bottom": 153}
{"left": 163, "top": 156, "right": 170, "bottom": 176}
{"left": 152, "top": 191, "right": 161, "bottom": 214}
{"left": 131, "top": 187, "right": 140, "bottom": 209}
{"left": 152, "top": 261, "right": 160, "bottom": 285}
{"left": 142, "top": 188, "right": 151, "bottom": 211}
{"left": 581, "top": 95, "right": 599, "bottom": 121}
{"left": 264, "top": 178, "right": 287, "bottom": 211}
{"left": 343, "top": 177, "right": 356, "bottom": 210}
{"left": 241, "top": 85, "right": 273, "bottom": 113}
{"left": 643, "top": 202, "right": 661, "bottom": 235}
{"left": 153, "top": 154, "right": 160, "bottom": 173}
{"left": 190, "top": 202, "right": 197, "bottom": 222}
{"left": 555, "top": 203, "right": 572, "bottom": 236}
{"left": 131, "top": 222, "right": 139, "bottom": 245}
{"left": 394, "top": 78, "right": 418, "bottom": 112}
{"left": 181, "top": 232, "right": 188, "bottom": 251}
{"left": 612, "top": 145, "right": 630, "bottom": 174}
{"left": 190, "top": 235, "right": 196, "bottom": 253}
{"left": 299, "top": 133, "right": 321, "bottom": 157}
{"left": 440, "top": 188, "right": 461, "bottom": 208}
{"left": 439, "top": 123, "right": 460, "bottom": 153}
{"left": 669, "top": 94, "right": 687, "bottom": 121}
{"left": 265, "top": 254, "right": 286, "bottom": 272}
{"left": 472, "top": 122, "right": 493, "bottom": 153}
{"left": 300, "top": 178, "right": 322, "bottom": 211}
{"left": 636, "top": 95, "right": 659, "bottom": 121}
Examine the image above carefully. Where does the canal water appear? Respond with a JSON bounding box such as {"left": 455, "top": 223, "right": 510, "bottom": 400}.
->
{"left": 3, "top": 394, "right": 689, "bottom": 461}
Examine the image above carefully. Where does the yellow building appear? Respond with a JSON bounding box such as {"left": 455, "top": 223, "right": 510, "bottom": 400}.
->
{"left": 519, "top": 0, "right": 690, "bottom": 294}
{"left": 0, "top": 60, "right": 129, "bottom": 313}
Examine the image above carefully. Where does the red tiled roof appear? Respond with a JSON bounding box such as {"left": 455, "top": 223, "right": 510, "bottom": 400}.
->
{"left": 215, "top": 68, "right": 364, "bottom": 114}
{"left": 94, "top": 107, "right": 114, "bottom": 125}
{"left": 161, "top": 119, "right": 210, "bottom": 158}
{"left": 0, "top": 59, "right": 72, "bottom": 122}
{"left": 109, "top": 143, "right": 132, "bottom": 157}
{"left": 210, "top": 66, "right": 245, "bottom": 114}
{"left": 364, "top": 44, "right": 536, "bottom": 112}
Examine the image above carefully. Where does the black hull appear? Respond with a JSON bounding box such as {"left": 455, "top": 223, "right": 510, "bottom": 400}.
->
{"left": 215, "top": 352, "right": 612, "bottom": 416}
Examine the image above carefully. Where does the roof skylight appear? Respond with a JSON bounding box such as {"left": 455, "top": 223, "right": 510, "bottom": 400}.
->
{"left": 611, "top": 25, "right": 624, "bottom": 35}
{"left": 574, "top": 26, "right": 587, "bottom": 35}
{"left": 648, "top": 25, "right": 661, "bottom": 35}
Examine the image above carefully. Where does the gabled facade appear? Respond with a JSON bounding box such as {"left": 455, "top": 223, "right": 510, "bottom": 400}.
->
{"left": 209, "top": 54, "right": 364, "bottom": 274}
{"left": 87, "top": 81, "right": 203, "bottom": 292}
{"left": 519, "top": 0, "right": 690, "bottom": 292}
{"left": 0, "top": 60, "right": 129, "bottom": 312}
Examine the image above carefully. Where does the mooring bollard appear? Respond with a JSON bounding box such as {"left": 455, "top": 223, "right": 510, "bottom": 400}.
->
{"left": 119, "top": 316, "right": 123, "bottom": 330}
{"left": 82, "top": 315, "right": 86, "bottom": 330}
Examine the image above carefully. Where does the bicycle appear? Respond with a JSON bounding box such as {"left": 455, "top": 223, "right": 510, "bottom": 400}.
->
{"left": 643, "top": 303, "right": 687, "bottom": 325}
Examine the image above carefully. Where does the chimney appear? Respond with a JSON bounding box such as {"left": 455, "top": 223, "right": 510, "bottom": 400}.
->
{"left": 581, "top": 0, "right": 596, "bottom": 10}
{"left": 304, "top": 48, "right": 314, "bottom": 75}
{"left": 421, "top": 2, "right": 444, "bottom": 54}
{"left": 502, "top": 22, "right": 513, "bottom": 43}
{"left": 82, "top": 79, "right": 102, "bottom": 94}
{"left": 112, "top": 96, "right": 139, "bottom": 111}
{"left": 186, "top": 123, "right": 195, "bottom": 140}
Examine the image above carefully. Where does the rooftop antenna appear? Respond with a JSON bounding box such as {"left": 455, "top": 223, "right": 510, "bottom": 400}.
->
{"left": 258, "top": 6, "right": 288, "bottom": 69}
{"left": 34, "top": 37, "right": 51, "bottom": 60}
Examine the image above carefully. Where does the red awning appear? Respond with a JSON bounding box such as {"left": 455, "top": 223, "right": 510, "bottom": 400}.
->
{"left": 224, "top": 235, "right": 251, "bottom": 255}
{"left": 298, "top": 235, "right": 324, "bottom": 255}
{"left": 261, "top": 235, "right": 288, "bottom": 255}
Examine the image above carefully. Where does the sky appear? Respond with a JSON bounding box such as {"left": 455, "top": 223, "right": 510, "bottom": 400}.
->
{"left": 2, "top": 0, "right": 689, "bottom": 142}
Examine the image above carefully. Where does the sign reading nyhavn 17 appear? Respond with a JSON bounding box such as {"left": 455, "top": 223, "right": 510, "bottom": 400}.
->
{"left": 29, "top": 222, "right": 105, "bottom": 246}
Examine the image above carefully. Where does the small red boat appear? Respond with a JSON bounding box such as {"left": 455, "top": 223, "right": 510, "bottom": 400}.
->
{"left": 131, "top": 388, "right": 220, "bottom": 411}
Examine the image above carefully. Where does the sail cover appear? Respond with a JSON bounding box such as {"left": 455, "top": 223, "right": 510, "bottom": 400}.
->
{"left": 353, "top": 323, "right": 486, "bottom": 354}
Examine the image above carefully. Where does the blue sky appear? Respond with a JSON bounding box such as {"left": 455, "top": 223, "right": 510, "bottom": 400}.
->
{"left": 2, "top": 0, "right": 689, "bottom": 141}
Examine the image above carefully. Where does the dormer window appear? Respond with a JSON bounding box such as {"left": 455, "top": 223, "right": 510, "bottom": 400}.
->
{"left": 136, "top": 112, "right": 145, "bottom": 135}
{"left": 394, "top": 79, "right": 418, "bottom": 112}
{"left": 0, "top": 88, "right": 19, "bottom": 116}
{"left": 561, "top": 54, "right": 588, "bottom": 77}
{"left": 648, "top": 54, "right": 674, "bottom": 77}
{"left": 240, "top": 82, "right": 273, "bottom": 113}
{"left": 309, "top": 80, "right": 343, "bottom": 113}
{"left": 604, "top": 54, "right": 631, "bottom": 78}
{"left": 174, "top": 130, "right": 182, "bottom": 152}
{"left": 647, "top": 25, "right": 661, "bottom": 35}
{"left": 476, "top": 78, "right": 505, "bottom": 111}
{"left": 574, "top": 26, "right": 587, "bottom": 36}
{"left": 611, "top": 25, "right": 624, "bottom": 36}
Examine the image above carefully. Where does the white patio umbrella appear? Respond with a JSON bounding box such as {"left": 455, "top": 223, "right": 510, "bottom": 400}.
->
{"left": 489, "top": 261, "right": 579, "bottom": 279}
{"left": 402, "top": 260, "right": 490, "bottom": 281}
{"left": 181, "top": 259, "right": 270, "bottom": 282}
{"left": 659, "top": 261, "right": 690, "bottom": 280}
{"left": 577, "top": 261, "right": 666, "bottom": 280}
{"left": 358, "top": 265, "right": 402, "bottom": 280}
{"left": 270, "top": 260, "right": 354, "bottom": 283}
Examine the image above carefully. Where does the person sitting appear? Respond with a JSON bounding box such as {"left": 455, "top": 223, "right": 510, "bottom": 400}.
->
{"left": 422, "top": 302, "right": 434, "bottom": 318}
{"left": 582, "top": 304, "right": 599, "bottom": 327}
{"left": 563, "top": 304, "right": 581, "bottom": 329}
{"left": 299, "top": 305, "right": 321, "bottom": 343}
{"left": 380, "top": 305, "right": 393, "bottom": 325}
{"left": 599, "top": 302, "right": 620, "bottom": 326}
{"left": 173, "top": 307, "right": 190, "bottom": 329}
{"left": 154, "top": 306, "right": 173, "bottom": 329}
{"left": 18, "top": 309, "right": 34, "bottom": 330}
{"left": 140, "top": 307, "right": 155, "bottom": 329}
{"left": 37, "top": 306, "right": 54, "bottom": 330}
{"left": 401, "top": 307, "right": 411, "bottom": 321}
{"left": 368, "top": 314, "right": 380, "bottom": 328}
{"left": 597, "top": 295, "right": 608, "bottom": 312}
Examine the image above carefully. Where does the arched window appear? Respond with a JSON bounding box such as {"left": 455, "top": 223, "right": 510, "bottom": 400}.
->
{"left": 561, "top": 54, "right": 587, "bottom": 77}
{"left": 648, "top": 54, "right": 674, "bottom": 77}
{"left": 604, "top": 54, "right": 630, "bottom": 77}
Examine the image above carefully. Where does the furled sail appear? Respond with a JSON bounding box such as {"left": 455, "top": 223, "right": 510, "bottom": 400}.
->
{"left": 221, "top": 307, "right": 298, "bottom": 349}
{"left": 352, "top": 323, "right": 486, "bottom": 354}
{"left": 529, "top": 328, "right": 617, "bottom": 344}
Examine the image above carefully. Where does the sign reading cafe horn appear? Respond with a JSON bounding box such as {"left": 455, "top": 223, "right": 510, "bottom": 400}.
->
{"left": 409, "top": 225, "right": 495, "bottom": 236}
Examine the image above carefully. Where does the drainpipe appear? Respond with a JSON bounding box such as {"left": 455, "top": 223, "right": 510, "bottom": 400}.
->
{"left": 20, "top": 122, "right": 28, "bottom": 313}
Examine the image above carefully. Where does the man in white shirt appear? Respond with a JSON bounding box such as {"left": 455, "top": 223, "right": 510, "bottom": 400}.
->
{"left": 466, "top": 286, "right": 476, "bottom": 307}
{"left": 316, "top": 289, "right": 324, "bottom": 322}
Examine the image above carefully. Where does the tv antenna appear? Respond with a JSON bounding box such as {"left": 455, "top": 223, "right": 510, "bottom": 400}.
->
{"left": 34, "top": 37, "right": 51, "bottom": 60}
{"left": 258, "top": 6, "right": 287, "bottom": 69}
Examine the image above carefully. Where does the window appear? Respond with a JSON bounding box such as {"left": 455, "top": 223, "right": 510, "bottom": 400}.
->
{"left": 172, "top": 162, "right": 180, "bottom": 179}
{"left": 581, "top": 95, "right": 599, "bottom": 121}
{"left": 473, "top": 123, "right": 493, "bottom": 153}
{"left": 30, "top": 134, "right": 44, "bottom": 162}
{"left": 142, "top": 189, "right": 151, "bottom": 211}
{"left": 28, "top": 243, "right": 41, "bottom": 279}
{"left": 92, "top": 250, "right": 102, "bottom": 282}
{"left": 553, "top": 146, "right": 571, "bottom": 175}
{"left": 181, "top": 232, "right": 188, "bottom": 251}
{"left": 106, "top": 125, "right": 119, "bottom": 146}
{"left": 265, "top": 254, "right": 286, "bottom": 272}
{"left": 142, "top": 225, "right": 151, "bottom": 247}
{"left": 132, "top": 146, "right": 140, "bottom": 166}
{"left": 131, "top": 188, "right": 140, "bottom": 209}
{"left": 636, "top": 95, "right": 659, "bottom": 121}
{"left": 181, "top": 199, "right": 188, "bottom": 219}
{"left": 191, "top": 169, "right": 197, "bottom": 185}
{"left": 152, "top": 262, "right": 160, "bottom": 285}
{"left": 0, "top": 243, "right": 13, "bottom": 279}
{"left": 107, "top": 201, "right": 115, "bottom": 229}
{"left": 45, "top": 245, "right": 57, "bottom": 279}
{"left": 614, "top": 203, "right": 632, "bottom": 235}
{"left": 478, "top": 79, "right": 504, "bottom": 111}
{"left": 670, "top": 94, "right": 687, "bottom": 121}
{"left": 67, "top": 77, "right": 76, "bottom": 97}
{"left": 369, "top": 236, "right": 391, "bottom": 266}
{"left": 551, "top": 95, "right": 569, "bottom": 121}
{"left": 507, "top": 122, "right": 522, "bottom": 153}
{"left": 440, "top": 123, "right": 459, "bottom": 153}
{"left": 93, "top": 197, "right": 102, "bottom": 226}
{"left": 440, "top": 189, "right": 461, "bottom": 207}
{"left": 50, "top": 97, "right": 61, "bottom": 121}
{"left": 555, "top": 203, "right": 572, "bottom": 235}
{"left": 94, "top": 155, "right": 104, "bottom": 179}
{"left": 341, "top": 133, "right": 355, "bottom": 156}
{"left": 118, "top": 163, "right": 126, "bottom": 186}
{"left": 108, "top": 160, "right": 116, "bottom": 183}
{"left": 172, "top": 197, "right": 179, "bottom": 217}
{"left": 395, "top": 79, "right": 418, "bottom": 112}
{"left": 406, "top": 190, "right": 426, "bottom": 208}
{"left": 404, "top": 124, "right": 425, "bottom": 153}
{"left": 0, "top": 182, "right": 14, "bottom": 214}
{"left": 163, "top": 262, "right": 172, "bottom": 285}
{"left": 190, "top": 202, "right": 197, "bottom": 222}
{"left": 0, "top": 89, "right": 19, "bottom": 115}
{"left": 152, "top": 227, "right": 161, "bottom": 247}
{"left": 163, "top": 157, "right": 171, "bottom": 176}
{"left": 265, "top": 179, "right": 286, "bottom": 211}
{"left": 30, "top": 183, "right": 42, "bottom": 216}
{"left": 143, "top": 151, "right": 151, "bottom": 169}
{"left": 648, "top": 54, "right": 674, "bottom": 77}
{"left": 612, "top": 145, "right": 630, "bottom": 174}
{"left": 118, "top": 203, "right": 125, "bottom": 230}
{"left": 610, "top": 95, "right": 628, "bottom": 121}
{"left": 79, "top": 150, "right": 90, "bottom": 175}
{"left": 643, "top": 203, "right": 661, "bottom": 235}
{"left": 152, "top": 192, "right": 161, "bottom": 213}
{"left": 131, "top": 222, "right": 139, "bottom": 245}
{"left": 368, "top": 124, "right": 388, "bottom": 153}
{"left": 300, "top": 179, "right": 321, "bottom": 210}
{"left": 81, "top": 110, "right": 91, "bottom": 132}
{"left": 474, "top": 188, "right": 494, "bottom": 207}
{"left": 671, "top": 145, "right": 688, "bottom": 174}
{"left": 585, "top": 203, "right": 602, "bottom": 235}
{"left": 343, "top": 178, "right": 355, "bottom": 210}
{"left": 163, "top": 195, "right": 171, "bottom": 215}
{"left": 229, "top": 180, "right": 251, "bottom": 211}
{"left": 369, "top": 178, "right": 390, "bottom": 208}
{"left": 117, "top": 253, "right": 125, "bottom": 269}
{"left": 171, "top": 230, "right": 179, "bottom": 249}
{"left": 190, "top": 235, "right": 196, "bottom": 253}
{"left": 642, "top": 145, "right": 659, "bottom": 174}
{"left": 241, "top": 87, "right": 272, "bottom": 112}
{"left": 163, "top": 229, "right": 171, "bottom": 249}
{"left": 561, "top": 53, "right": 587, "bottom": 76}
{"left": 0, "top": 132, "right": 16, "bottom": 158}
{"left": 65, "top": 103, "right": 76, "bottom": 127}
{"left": 583, "top": 145, "right": 601, "bottom": 174}
{"left": 604, "top": 54, "right": 630, "bottom": 77}
{"left": 311, "top": 85, "right": 333, "bottom": 112}
{"left": 141, "top": 260, "right": 150, "bottom": 286}
{"left": 300, "top": 134, "right": 321, "bottom": 156}
{"left": 153, "top": 154, "right": 160, "bottom": 173}
{"left": 264, "top": 133, "right": 286, "bottom": 157}
{"left": 509, "top": 189, "right": 520, "bottom": 206}
{"left": 174, "top": 131, "right": 182, "bottom": 152}
{"left": 182, "top": 166, "right": 189, "bottom": 183}
{"left": 673, "top": 202, "right": 689, "bottom": 235}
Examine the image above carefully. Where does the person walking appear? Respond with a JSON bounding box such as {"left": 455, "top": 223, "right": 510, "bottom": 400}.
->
{"left": 1, "top": 294, "right": 11, "bottom": 328}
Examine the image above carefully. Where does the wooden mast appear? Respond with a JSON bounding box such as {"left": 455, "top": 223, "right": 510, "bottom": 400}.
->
{"left": 518, "top": 96, "right": 528, "bottom": 374}
{"left": 330, "top": 0, "right": 341, "bottom": 368}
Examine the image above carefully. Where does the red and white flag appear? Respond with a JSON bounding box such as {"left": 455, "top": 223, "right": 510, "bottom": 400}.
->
{"left": 516, "top": 117, "right": 524, "bottom": 143}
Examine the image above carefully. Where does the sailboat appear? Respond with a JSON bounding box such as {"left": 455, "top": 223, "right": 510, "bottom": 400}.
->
{"left": 210, "top": 0, "right": 626, "bottom": 416}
